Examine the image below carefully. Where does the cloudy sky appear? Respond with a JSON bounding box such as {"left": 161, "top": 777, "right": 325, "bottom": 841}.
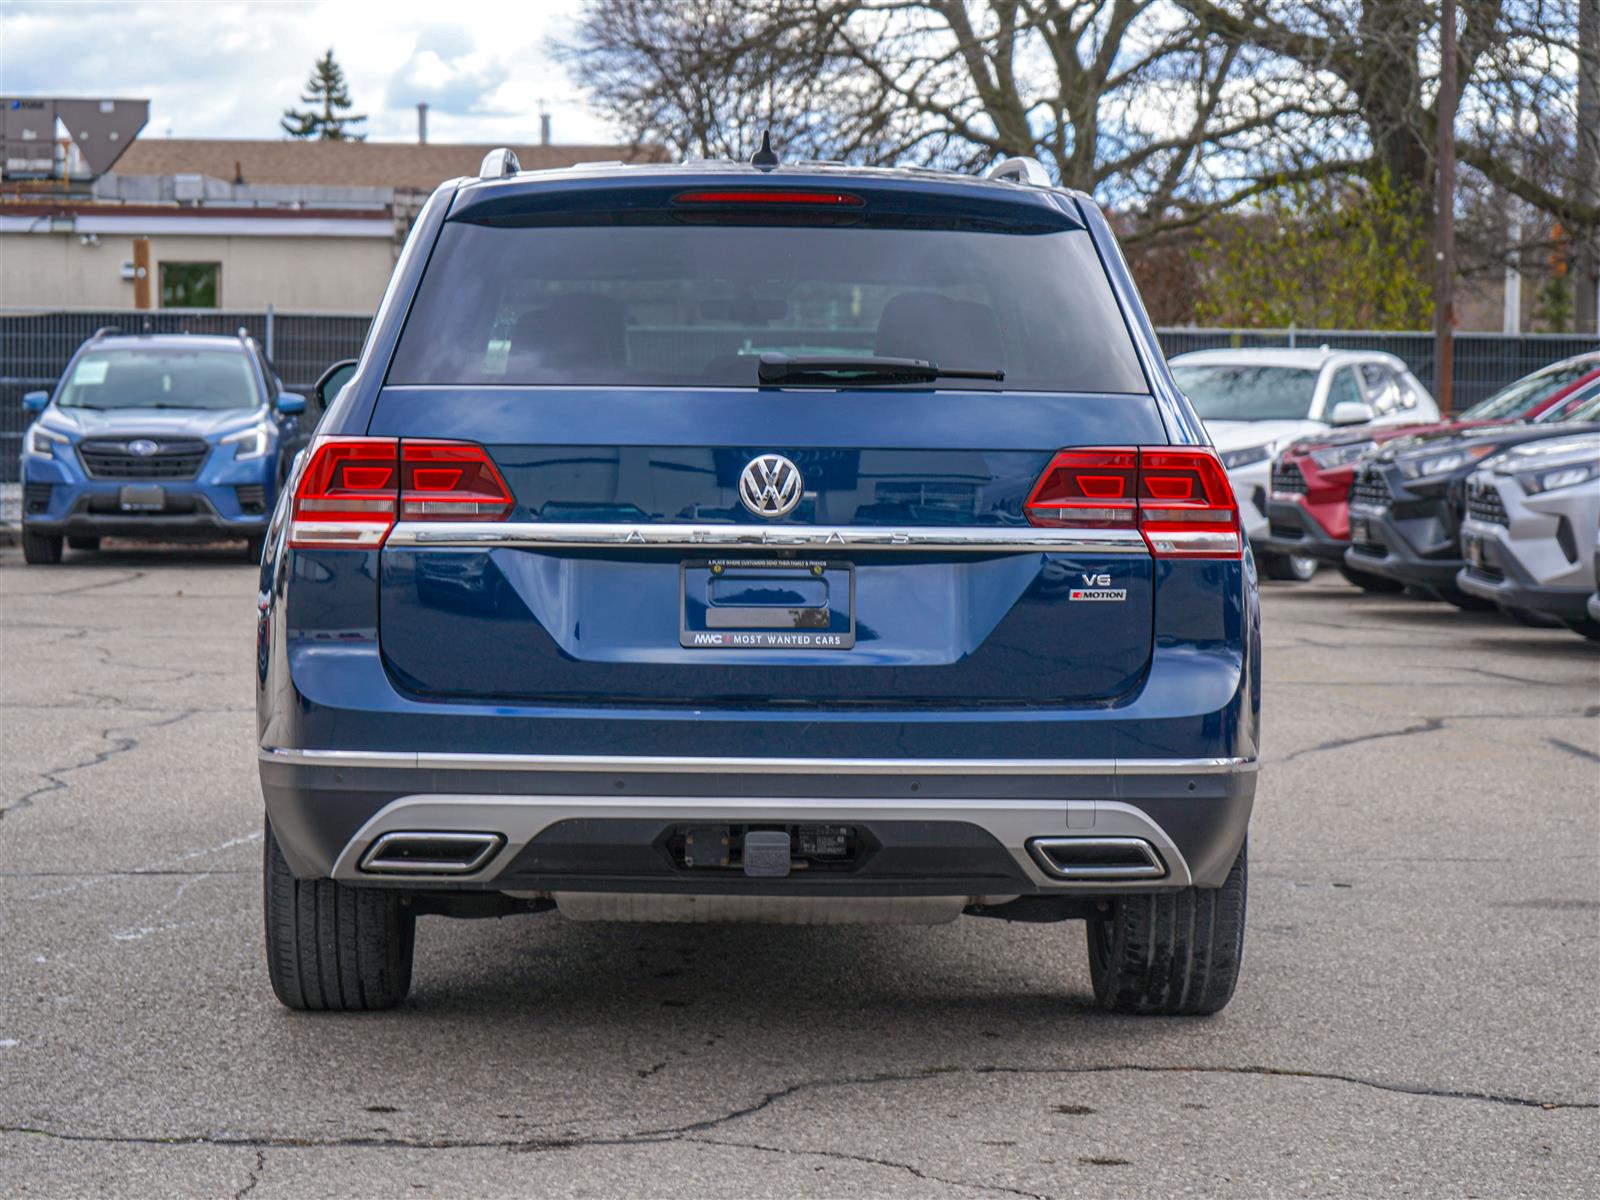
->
{"left": 1, "top": 1, "right": 616, "bottom": 145}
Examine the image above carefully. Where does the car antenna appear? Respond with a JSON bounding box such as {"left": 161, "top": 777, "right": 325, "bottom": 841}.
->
{"left": 749, "top": 130, "right": 779, "bottom": 171}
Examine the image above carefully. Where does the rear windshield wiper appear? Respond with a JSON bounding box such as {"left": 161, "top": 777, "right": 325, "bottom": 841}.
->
{"left": 757, "top": 353, "right": 1004, "bottom": 386}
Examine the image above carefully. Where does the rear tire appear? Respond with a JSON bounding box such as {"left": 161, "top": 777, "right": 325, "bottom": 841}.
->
{"left": 1561, "top": 617, "right": 1600, "bottom": 641}
{"left": 1337, "top": 563, "right": 1403, "bottom": 593}
{"left": 21, "top": 528, "right": 63, "bottom": 564}
{"left": 66, "top": 535, "right": 101, "bottom": 552}
{"left": 263, "top": 818, "right": 415, "bottom": 1012}
{"left": 245, "top": 534, "right": 266, "bottom": 563}
{"left": 1085, "top": 839, "right": 1247, "bottom": 1015}
{"left": 1259, "top": 551, "right": 1317, "bottom": 582}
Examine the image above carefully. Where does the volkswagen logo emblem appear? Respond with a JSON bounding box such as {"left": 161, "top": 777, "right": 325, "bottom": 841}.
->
{"left": 127, "top": 439, "right": 159, "bottom": 457}
{"left": 738, "top": 454, "right": 804, "bottom": 519}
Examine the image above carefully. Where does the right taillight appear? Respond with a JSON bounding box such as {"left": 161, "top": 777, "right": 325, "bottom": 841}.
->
{"left": 1136, "top": 448, "right": 1241, "bottom": 558}
{"left": 1025, "top": 446, "right": 1241, "bottom": 559}
{"left": 288, "top": 437, "right": 399, "bottom": 549}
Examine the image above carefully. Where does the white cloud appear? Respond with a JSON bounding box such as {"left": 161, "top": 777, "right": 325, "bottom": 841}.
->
{"left": 0, "top": 0, "right": 613, "bottom": 144}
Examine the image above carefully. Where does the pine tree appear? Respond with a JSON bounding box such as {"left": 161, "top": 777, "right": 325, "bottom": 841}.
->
{"left": 281, "top": 49, "right": 367, "bottom": 141}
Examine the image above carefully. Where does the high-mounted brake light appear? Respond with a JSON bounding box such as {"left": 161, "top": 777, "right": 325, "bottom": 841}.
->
{"left": 288, "top": 438, "right": 512, "bottom": 549}
{"left": 1024, "top": 446, "right": 1241, "bottom": 558}
{"left": 672, "top": 189, "right": 864, "bottom": 207}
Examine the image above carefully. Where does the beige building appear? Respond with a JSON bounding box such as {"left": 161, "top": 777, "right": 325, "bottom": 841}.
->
{"left": 1, "top": 138, "right": 660, "bottom": 313}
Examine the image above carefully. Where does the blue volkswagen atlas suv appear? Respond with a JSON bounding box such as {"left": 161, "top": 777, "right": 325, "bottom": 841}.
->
{"left": 256, "top": 150, "right": 1261, "bottom": 1014}
{"left": 20, "top": 330, "right": 305, "bottom": 563}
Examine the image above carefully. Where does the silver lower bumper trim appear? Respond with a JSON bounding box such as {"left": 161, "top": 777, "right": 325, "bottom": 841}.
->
{"left": 326, "top": 794, "right": 1196, "bottom": 890}
{"left": 260, "top": 747, "right": 1255, "bottom": 778}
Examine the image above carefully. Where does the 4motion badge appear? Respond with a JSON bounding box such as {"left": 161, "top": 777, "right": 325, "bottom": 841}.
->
{"left": 1070, "top": 572, "right": 1127, "bottom": 602}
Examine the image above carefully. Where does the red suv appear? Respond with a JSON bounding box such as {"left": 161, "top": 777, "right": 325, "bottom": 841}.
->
{"left": 1261, "top": 355, "right": 1600, "bottom": 591}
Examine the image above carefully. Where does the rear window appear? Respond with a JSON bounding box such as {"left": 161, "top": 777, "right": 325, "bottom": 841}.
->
{"left": 387, "top": 223, "right": 1147, "bottom": 393}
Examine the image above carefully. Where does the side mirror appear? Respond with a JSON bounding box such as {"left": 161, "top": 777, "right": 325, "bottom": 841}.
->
{"left": 276, "top": 392, "right": 307, "bottom": 415}
{"left": 313, "top": 359, "right": 358, "bottom": 409}
{"left": 22, "top": 391, "right": 49, "bottom": 413}
{"left": 1329, "top": 400, "right": 1374, "bottom": 427}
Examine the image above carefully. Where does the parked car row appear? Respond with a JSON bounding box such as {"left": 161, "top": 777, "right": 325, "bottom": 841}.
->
{"left": 1174, "top": 348, "right": 1600, "bottom": 641}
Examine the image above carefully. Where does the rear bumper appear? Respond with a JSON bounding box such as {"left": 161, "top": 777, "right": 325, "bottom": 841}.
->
{"left": 259, "top": 749, "right": 1256, "bottom": 894}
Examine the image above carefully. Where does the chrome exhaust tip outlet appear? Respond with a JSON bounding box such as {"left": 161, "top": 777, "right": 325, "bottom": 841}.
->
{"left": 358, "top": 831, "right": 504, "bottom": 875}
{"left": 1027, "top": 836, "right": 1166, "bottom": 881}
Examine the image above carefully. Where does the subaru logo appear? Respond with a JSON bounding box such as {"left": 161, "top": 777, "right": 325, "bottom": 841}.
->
{"left": 738, "top": 454, "right": 804, "bottom": 519}
{"left": 126, "top": 439, "right": 159, "bottom": 457}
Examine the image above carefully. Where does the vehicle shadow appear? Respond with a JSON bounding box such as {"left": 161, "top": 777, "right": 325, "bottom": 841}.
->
{"left": 43, "top": 540, "right": 256, "bottom": 568}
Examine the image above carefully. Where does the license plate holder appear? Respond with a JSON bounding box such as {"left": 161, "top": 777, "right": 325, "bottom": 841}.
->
{"left": 118, "top": 484, "right": 165, "bottom": 512}
{"left": 1349, "top": 516, "right": 1371, "bottom": 544}
{"left": 680, "top": 558, "right": 855, "bottom": 649}
{"left": 1464, "top": 534, "right": 1485, "bottom": 569}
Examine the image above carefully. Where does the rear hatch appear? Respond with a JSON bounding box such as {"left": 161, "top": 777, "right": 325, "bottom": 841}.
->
{"left": 365, "top": 177, "right": 1167, "bottom": 707}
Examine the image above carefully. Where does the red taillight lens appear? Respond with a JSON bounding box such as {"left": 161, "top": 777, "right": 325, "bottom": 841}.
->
{"left": 400, "top": 441, "right": 514, "bottom": 520}
{"left": 1136, "top": 448, "right": 1241, "bottom": 558}
{"left": 1023, "top": 449, "right": 1138, "bottom": 527}
{"left": 288, "top": 437, "right": 399, "bottom": 549}
{"left": 287, "top": 438, "right": 512, "bottom": 549}
{"left": 1024, "top": 446, "right": 1241, "bottom": 558}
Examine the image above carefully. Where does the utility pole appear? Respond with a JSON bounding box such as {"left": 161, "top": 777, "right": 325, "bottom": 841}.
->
{"left": 1434, "top": 0, "right": 1457, "bottom": 413}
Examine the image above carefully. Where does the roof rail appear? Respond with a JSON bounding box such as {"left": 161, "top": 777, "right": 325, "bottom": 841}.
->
{"left": 90, "top": 325, "right": 121, "bottom": 341}
{"left": 986, "top": 156, "right": 1052, "bottom": 187}
{"left": 478, "top": 148, "right": 521, "bottom": 180}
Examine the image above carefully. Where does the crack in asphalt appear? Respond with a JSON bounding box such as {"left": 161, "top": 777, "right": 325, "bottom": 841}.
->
{"left": 232, "top": 1148, "right": 265, "bottom": 1200}
{"left": 1545, "top": 738, "right": 1600, "bottom": 763}
{"left": 685, "top": 1133, "right": 1047, "bottom": 1198}
{"left": 0, "top": 711, "right": 196, "bottom": 823}
{"left": 1270, "top": 717, "right": 1445, "bottom": 766}
{"left": 1, "top": 1061, "right": 1590, "bottom": 1161}
{"left": 18, "top": 571, "right": 146, "bottom": 598}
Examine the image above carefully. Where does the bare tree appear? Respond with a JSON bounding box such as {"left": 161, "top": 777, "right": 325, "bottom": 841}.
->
{"left": 561, "top": 0, "right": 1323, "bottom": 242}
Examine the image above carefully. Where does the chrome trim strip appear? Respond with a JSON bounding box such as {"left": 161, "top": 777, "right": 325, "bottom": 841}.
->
{"left": 384, "top": 521, "right": 1149, "bottom": 554}
{"left": 260, "top": 747, "right": 1255, "bottom": 777}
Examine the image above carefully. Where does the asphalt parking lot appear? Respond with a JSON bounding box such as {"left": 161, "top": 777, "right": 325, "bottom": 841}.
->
{"left": 1, "top": 543, "right": 1595, "bottom": 1198}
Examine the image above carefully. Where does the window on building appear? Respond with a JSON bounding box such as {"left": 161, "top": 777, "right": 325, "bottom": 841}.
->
{"left": 160, "top": 262, "right": 220, "bottom": 308}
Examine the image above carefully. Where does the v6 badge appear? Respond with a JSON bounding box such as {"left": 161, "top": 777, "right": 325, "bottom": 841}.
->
{"left": 1070, "top": 572, "right": 1127, "bottom": 602}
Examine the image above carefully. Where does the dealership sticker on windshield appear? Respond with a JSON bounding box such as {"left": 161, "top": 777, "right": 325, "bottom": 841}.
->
{"left": 72, "top": 359, "right": 109, "bottom": 386}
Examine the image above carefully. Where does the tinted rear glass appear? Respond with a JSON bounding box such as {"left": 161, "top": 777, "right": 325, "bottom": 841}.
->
{"left": 387, "top": 223, "right": 1147, "bottom": 393}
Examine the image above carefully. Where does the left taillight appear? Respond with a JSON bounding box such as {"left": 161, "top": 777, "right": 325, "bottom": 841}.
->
{"left": 288, "top": 437, "right": 399, "bottom": 549}
{"left": 288, "top": 438, "right": 512, "bottom": 549}
{"left": 1024, "top": 446, "right": 1241, "bottom": 559}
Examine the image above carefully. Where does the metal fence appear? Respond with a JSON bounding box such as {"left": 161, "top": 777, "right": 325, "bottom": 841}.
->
{"left": 2, "top": 308, "right": 1595, "bottom": 483}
